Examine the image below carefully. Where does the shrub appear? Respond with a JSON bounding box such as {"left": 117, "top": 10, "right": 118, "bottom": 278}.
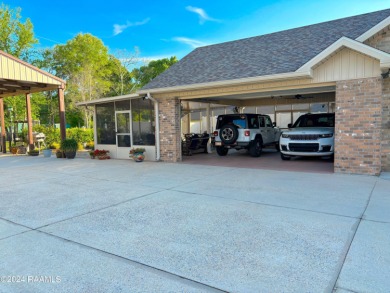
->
{"left": 33, "top": 125, "right": 61, "bottom": 147}
{"left": 67, "top": 128, "right": 94, "bottom": 145}
{"left": 50, "top": 142, "right": 60, "bottom": 150}
{"left": 60, "top": 138, "right": 78, "bottom": 151}
{"left": 31, "top": 126, "right": 94, "bottom": 149}
{"left": 85, "top": 141, "right": 94, "bottom": 149}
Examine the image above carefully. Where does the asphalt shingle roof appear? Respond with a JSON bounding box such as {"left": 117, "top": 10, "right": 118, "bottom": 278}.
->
{"left": 142, "top": 9, "right": 390, "bottom": 90}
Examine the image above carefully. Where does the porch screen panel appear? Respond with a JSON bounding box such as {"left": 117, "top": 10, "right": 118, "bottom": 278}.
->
{"left": 96, "top": 103, "right": 116, "bottom": 145}
{"left": 131, "top": 99, "right": 155, "bottom": 145}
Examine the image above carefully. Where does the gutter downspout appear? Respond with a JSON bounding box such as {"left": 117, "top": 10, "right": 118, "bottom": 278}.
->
{"left": 146, "top": 92, "right": 160, "bottom": 161}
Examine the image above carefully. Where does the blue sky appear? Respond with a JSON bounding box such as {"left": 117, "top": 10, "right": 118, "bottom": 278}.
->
{"left": 4, "top": 0, "right": 390, "bottom": 61}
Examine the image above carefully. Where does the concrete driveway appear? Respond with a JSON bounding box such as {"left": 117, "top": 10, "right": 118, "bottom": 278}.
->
{"left": 0, "top": 155, "right": 389, "bottom": 292}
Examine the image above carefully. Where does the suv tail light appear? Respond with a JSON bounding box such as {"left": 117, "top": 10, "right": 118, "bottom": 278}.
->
{"left": 244, "top": 130, "right": 250, "bottom": 136}
{"left": 213, "top": 131, "right": 218, "bottom": 137}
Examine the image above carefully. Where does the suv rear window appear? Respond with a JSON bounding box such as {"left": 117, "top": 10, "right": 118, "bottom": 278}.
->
{"left": 293, "top": 114, "right": 335, "bottom": 127}
{"left": 216, "top": 115, "right": 247, "bottom": 129}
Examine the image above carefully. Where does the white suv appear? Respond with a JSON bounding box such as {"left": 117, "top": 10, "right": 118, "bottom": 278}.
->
{"left": 279, "top": 113, "right": 335, "bottom": 160}
{"left": 213, "top": 114, "right": 281, "bottom": 157}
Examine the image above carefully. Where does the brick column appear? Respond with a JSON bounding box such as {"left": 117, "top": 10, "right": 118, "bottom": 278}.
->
{"left": 335, "top": 77, "right": 382, "bottom": 175}
{"left": 156, "top": 97, "right": 181, "bottom": 162}
{"left": 382, "top": 78, "right": 390, "bottom": 171}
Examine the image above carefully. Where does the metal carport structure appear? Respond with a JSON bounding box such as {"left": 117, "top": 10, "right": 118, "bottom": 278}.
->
{"left": 0, "top": 50, "right": 66, "bottom": 152}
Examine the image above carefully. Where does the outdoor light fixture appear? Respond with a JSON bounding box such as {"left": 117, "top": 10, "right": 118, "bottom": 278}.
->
{"left": 382, "top": 69, "right": 390, "bottom": 79}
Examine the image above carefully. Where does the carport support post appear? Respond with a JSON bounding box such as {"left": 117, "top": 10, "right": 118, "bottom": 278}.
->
{"left": 186, "top": 102, "right": 190, "bottom": 132}
{"left": 0, "top": 98, "right": 6, "bottom": 153}
{"left": 206, "top": 103, "right": 211, "bottom": 153}
{"left": 58, "top": 85, "right": 66, "bottom": 140}
{"left": 206, "top": 103, "right": 211, "bottom": 133}
{"left": 25, "top": 93, "right": 34, "bottom": 150}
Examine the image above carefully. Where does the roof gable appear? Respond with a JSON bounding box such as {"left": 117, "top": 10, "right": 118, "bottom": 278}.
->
{"left": 0, "top": 50, "right": 65, "bottom": 98}
{"left": 297, "top": 37, "right": 390, "bottom": 72}
{"left": 141, "top": 8, "right": 390, "bottom": 92}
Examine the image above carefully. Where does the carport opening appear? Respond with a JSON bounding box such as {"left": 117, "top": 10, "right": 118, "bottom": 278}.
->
{"left": 180, "top": 91, "right": 335, "bottom": 174}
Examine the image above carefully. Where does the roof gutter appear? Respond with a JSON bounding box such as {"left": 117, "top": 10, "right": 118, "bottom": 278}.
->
{"left": 145, "top": 92, "right": 160, "bottom": 161}
{"left": 138, "top": 71, "right": 312, "bottom": 94}
{"left": 76, "top": 93, "right": 141, "bottom": 106}
{"left": 355, "top": 15, "right": 390, "bottom": 42}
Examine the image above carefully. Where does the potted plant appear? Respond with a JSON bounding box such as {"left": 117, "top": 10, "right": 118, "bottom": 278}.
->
{"left": 56, "top": 150, "right": 65, "bottom": 158}
{"left": 18, "top": 144, "right": 27, "bottom": 154}
{"left": 129, "top": 147, "right": 146, "bottom": 162}
{"left": 28, "top": 149, "right": 39, "bottom": 156}
{"left": 42, "top": 146, "right": 52, "bottom": 158}
{"left": 89, "top": 150, "right": 95, "bottom": 159}
{"left": 94, "top": 149, "right": 110, "bottom": 160}
{"left": 60, "top": 138, "right": 78, "bottom": 159}
{"left": 10, "top": 144, "right": 18, "bottom": 155}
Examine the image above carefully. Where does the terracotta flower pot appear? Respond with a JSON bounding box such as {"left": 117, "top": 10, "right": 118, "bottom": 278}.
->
{"left": 10, "top": 147, "right": 18, "bottom": 155}
{"left": 97, "top": 155, "right": 110, "bottom": 160}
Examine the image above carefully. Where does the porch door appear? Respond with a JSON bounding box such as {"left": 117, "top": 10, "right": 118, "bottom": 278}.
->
{"left": 115, "top": 111, "right": 131, "bottom": 158}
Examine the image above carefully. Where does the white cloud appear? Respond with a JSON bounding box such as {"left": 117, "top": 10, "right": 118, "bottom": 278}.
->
{"left": 113, "top": 18, "right": 150, "bottom": 36}
{"left": 173, "top": 37, "right": 207, "bottom": 48}
{"left": 185, "top": 6, "right": 220, "bottom": 24}
{"left": 141, "top": 55, "right": 172, "bottom": 62}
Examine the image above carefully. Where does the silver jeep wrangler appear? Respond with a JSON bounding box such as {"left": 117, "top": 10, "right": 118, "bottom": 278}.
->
{"left": 213, "top": 114, "right": 281, "bottom": 157}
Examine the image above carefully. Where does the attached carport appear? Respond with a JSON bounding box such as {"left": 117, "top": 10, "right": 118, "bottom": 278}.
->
{"left": 179, "top": 88, "right": 335, "bottom": 132}
{"left": 178, "top": 88, "right": 336, "bottom": 173}
{"left": 138, "top": 10, "right": 390, "bottom": 176}
{"left": 0, "top": 50, "right": 66, "bottom": 152}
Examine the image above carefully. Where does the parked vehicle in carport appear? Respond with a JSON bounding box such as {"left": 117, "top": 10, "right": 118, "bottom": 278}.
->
{"left": 279, "top": 113, "right": 335, "bottom": 160}
{"left": 213, "top": 114, "right": 281, "bottom": 157}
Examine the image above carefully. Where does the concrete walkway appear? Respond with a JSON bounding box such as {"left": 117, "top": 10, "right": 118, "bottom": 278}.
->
{"left": 0, "top": 155, "right": 389, "bottom": 292}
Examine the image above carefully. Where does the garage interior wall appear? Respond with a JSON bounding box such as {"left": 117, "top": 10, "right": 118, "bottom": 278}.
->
{"left": 181, "top": 98, "right": 335, "bottom": 135}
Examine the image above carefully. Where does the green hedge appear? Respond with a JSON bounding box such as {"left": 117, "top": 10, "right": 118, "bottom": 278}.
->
{"left": 32, "top": 126, "right": 94, "bottom": 148}
{"left": 33, "top": 125, "right": 61, "bottom": 147}
{"left": 66, "top": 128, "right": 94, "bottom": 144}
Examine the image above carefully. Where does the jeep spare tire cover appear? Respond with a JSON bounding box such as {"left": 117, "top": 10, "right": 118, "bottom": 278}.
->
{"left": 219, "top": 124, "right": 238, "bottom": 144}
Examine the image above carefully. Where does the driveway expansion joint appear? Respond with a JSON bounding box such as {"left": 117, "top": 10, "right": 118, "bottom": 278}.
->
{"left": 331, "top": 181, "right": 378, "bottom": 291}
{"left": 174, "top": 189, "right": 361, "bottom": 220}
{"left": 33, "top": 190, "right": 165, "bottom": 230}
{"left": 33, "top": 229, "right": 227, "bottom": 293}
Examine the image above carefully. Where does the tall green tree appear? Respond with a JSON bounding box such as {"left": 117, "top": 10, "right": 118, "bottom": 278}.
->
{"left": 0, "top": 4, "right": 38, "bottom": 60}
{"left": 106, "top": 55, "right": 134, "bottom": 96}
{"left": 108, "top": 48, "right": 139, "bottom": 96}
{"left": 52, "top": 33, "right": 112, "bottom": 127}
{"left": 132, "top": 56, "right": 178, "bottom": 89}
{"left": 0, "top": 4, "right": 40, "bottom": 143}
{"left": 31, "top": 49, "right": 60, "bottom": 126}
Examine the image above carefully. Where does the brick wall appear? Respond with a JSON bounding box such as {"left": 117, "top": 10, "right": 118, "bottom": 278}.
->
{"left": 335, "top": 77, "right": 382, "bottom": 175}
{"left": 382, "top": 78, "right": 390, "bottom": 171}
{"left": 364, "top": 26, "right": 390, "bottom": 53}
{"left": 156, "top": 97, "right": 181, "bottom": 162}
{"left": 365, "top": 26, "right": 390, "bottom": 172}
